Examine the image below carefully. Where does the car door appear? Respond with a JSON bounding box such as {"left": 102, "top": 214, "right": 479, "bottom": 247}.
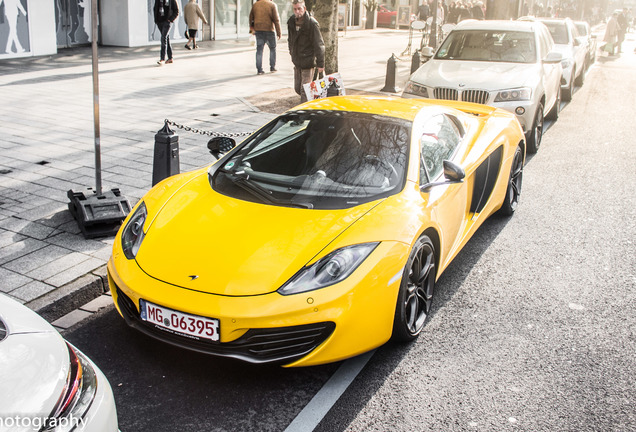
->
{"left": 568, "top": 21, "right": 587, "bottom": 73}
{"left": 539, "top": 26, "right": 562, "bottom": 112}
{"left": 418, "top": 113, "right": 467, "bottom": 269}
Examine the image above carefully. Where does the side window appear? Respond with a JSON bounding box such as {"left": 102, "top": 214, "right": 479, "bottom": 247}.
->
{"left": 419, "top": 114, "right": 462, "bottom": 185}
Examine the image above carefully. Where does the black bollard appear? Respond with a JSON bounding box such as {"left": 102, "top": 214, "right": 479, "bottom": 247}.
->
{"left": 411, "top": 50, "right": 421, "bottom": 74}
{"left": 381, "top": 54, "right": 400, "bottom": 93}
{"left": 152, "top": 121, "right": 180, "bottom": 186}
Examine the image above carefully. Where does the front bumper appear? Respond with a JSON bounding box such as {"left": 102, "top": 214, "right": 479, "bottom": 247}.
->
{"left": 108, "top": 240, "right": 408, "bottom": 367}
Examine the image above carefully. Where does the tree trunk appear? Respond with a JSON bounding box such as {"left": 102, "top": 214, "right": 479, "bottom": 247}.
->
{"left": 309, "top": 0, "right": 339, "bottom": 74}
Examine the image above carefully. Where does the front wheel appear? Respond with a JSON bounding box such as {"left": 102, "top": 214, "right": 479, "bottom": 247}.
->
{"left": 392, "top": 235, "right": 436, "bottom": 342}
{"left": 546, "top": 87, "right": 561, "bottom": 122}
{"left": 498, "top": 144, "right": 524, "bottom": 216}
{"left": 526, "top": 102, "right": 544, "bottom": 154}
{"left": 562, "top": 69, "right": 575, "bottom": 102}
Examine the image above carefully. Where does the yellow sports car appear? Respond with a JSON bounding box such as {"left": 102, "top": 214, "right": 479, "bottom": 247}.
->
{"left": 108, "top": 96, "right": 525, "bottom": 367}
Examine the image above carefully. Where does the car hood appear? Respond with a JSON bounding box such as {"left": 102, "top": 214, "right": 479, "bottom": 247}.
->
{"left": 411, "top": 60, "right": 539, "bottom": 90}
{"left": 136, "top": 175, "right": 380, "bottom": 296}
{"left": 0, "top": 295, "right": 68, "bottom": 424}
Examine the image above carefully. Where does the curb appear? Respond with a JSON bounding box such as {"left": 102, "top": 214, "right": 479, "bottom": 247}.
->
{"left": 26, "top": 265, "right": 111, "bottom": 323}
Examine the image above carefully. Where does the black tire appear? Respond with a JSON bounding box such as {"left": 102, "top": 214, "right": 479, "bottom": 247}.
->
{"left": 562, "top": 69, "right": 574, "bottom": 102}
{"left": 498, "top": 145, "right": 523, "bottom": 216}
{"left": 526, "top": 102, "right": 544, "bottom": 154}
{"left": 392, "top": 235, "right": 436, "bottom": 342}
{"left": 546, "top": 87, "right": 561, "bottom": 122}
{"left": 575, "top": 66, "right": 585, "bottom": 86}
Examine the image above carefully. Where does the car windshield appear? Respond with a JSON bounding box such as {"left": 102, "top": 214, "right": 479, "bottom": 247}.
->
{"left": 211, "top": 111, "right": 410, "bottom": 210}
{"left": 542, "top": 21, "right": 569, "bottom": 44}
{"left": 435, "top": 30, "right": 536, "bottom": 63}
{"left": 574, "top": 23, "right": 588, "bottom": 36}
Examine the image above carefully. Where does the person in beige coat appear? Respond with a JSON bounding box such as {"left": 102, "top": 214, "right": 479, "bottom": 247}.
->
{"left": 249, "top": 0, "right": 282, "bottom": 74}
{"left": 184, "top": 0, "right": 208, "bottom": 50}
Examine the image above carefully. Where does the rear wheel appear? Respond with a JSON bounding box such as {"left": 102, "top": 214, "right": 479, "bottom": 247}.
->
{"left": 526, "top": 102, "right": 544, "bottom": 154}
{"left": 392, "top": 235, "right": 436, "bottom": 342}
{"left": 499, "top": 145, "right": 523, "bottom": 216}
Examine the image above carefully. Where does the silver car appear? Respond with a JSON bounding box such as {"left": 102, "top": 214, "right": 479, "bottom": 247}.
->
{"left": 0, "top": 294, "right": 118, "bottom": 432}
{"left": 528, "top": 17, "right": 588, "bottom": 101}
{"left": 403, "top": 20, "right": 562, "bottom": 153}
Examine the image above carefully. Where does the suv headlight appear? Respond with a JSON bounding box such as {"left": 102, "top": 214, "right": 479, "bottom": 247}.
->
{"left": 278, "top": 243, "right": 379, "bottom": 295}
{"left": 494, "top": 88, "right": 532, "bottom": 102}
{"left": 121, "top": 202, "right": 147, "bottom": 259}
{"left": 404, "top": 81, "right": 429, "bottom": 98}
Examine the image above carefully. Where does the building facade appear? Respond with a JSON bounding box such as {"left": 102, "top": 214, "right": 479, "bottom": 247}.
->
{"left": 0, "top": 0, "right": 369, "bottom": 59}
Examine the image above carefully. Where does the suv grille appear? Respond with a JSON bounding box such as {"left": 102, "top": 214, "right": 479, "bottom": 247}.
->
{"left": 461, "top": 89, "right": 490, "bottom": 104}
{"left": 434, "top": 87, "right": 490, "bottom": 105}
{"left": 115, "top": 286, "right": 335, "bottom": 365}
{"left": 434, "top": 87, "right": 459, "bottom": 100}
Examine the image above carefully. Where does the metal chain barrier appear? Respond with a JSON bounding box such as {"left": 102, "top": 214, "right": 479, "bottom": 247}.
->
{"left": 164, "top": 119, "right": 253, "bottom": 138}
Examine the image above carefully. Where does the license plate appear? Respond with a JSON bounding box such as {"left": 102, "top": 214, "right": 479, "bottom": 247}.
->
{"left": 139, "top": 299, "right": 219, "bottom": 342}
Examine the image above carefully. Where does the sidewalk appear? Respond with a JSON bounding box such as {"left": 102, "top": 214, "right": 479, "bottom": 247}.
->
{"left": 0, "top": 28, "right": 415, "bottom": 323}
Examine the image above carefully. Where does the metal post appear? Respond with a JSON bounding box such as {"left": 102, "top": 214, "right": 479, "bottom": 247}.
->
{"left": 152, "top": 121, "right": 180, "bottom": 186}
{"left": 91, "top": 0, "right": 102, "bottom": 196}
{"left": 380, "top": 54, "right": 400, "bottom": 93}
{"left": 430, "top": 0, "right": 438, "bottom": 48}
{"left": 411, "top": 50, "right": 421, "bottom": 74}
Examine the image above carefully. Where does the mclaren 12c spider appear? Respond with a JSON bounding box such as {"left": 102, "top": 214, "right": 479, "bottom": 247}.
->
{"left": 108, "top": 96, "right": 525, "bottom": 367}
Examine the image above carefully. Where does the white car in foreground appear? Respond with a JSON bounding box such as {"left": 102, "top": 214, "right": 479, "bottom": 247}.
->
{"left": 0, "top": 294, "right": 118, "bottom": 432}
{"left": 403, "top": 19, "right": 562, "bottom": 153}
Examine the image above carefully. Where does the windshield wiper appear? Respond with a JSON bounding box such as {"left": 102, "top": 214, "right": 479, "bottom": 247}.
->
{"left": 228, "top": 171, "right": 313, "bottom": 209}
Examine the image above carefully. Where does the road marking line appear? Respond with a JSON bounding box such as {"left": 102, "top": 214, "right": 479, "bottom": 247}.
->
{"left": 284, "top": 349, "right": 376, "bottom": 432}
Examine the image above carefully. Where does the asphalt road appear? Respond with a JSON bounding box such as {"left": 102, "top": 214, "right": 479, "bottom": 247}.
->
{"left": 64, "top": 47, "right": 636, "bottom": 432}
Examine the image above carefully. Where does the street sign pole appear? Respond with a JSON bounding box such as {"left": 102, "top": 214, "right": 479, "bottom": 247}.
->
{"left": 91, "top": 0, "right": 102, "bottom": 196}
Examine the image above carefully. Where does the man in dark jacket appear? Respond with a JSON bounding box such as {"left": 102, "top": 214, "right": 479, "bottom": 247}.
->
{"left": 154, "top": 0, "right": 179, "bottom": 65}
{"left": 287, "top": 0, "right": 325, "bottom": 102}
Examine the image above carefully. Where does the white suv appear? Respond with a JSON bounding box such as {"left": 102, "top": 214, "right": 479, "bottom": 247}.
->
{"left": 403, "top": 20, "right": 562, "bottom": 153}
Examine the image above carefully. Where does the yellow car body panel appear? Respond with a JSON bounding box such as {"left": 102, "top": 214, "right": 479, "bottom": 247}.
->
{"left": 109, "top": 96, "right": 525, "bottom": 366}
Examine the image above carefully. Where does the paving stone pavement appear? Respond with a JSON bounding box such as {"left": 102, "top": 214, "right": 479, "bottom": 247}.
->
{"left": 0, "top": 28, "right": 414, "bottom": 321}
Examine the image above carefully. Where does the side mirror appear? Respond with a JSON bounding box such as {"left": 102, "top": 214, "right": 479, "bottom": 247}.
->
{"left": 420, "top": 160, "right": 465, "bottom": 192}
{"left": 207, "top": 136, "right": 236, "bottom": 160}
{"left": 543, "top": 51, "right": 562, "bottom": 64}
{"left": 442, "top": 160, "right": 465, "bottom": 182}
{"left": 591, "top": 34, "right": 597, "bottom": 39}
{"left": 421, "top": 46, "right": 435, "bottom": 58}
{"left": 573, "top": 38, "right": 581, "bottom": 46}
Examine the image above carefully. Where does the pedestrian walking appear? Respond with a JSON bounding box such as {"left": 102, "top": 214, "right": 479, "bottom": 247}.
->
{"left": 287, "top": 0, "right": 325, "bottom": 102}
{"left": 184, "top": 0, "right": 208, "bottom": 50}
{"left": 154, "top": 0, "right": 179, "bottom": 65}
{"left": 249, "top": 0, "right": 282, "bottom": 74}
{"left": 603, "top": 12, "right": 619, "bottom": 56}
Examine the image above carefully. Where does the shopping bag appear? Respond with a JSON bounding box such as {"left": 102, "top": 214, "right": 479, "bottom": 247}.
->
{"left": 603, "top": 42, "right": 614, "bottom": 53}
{"left": 303, "top": 72, "right": 346, "bottom": 101}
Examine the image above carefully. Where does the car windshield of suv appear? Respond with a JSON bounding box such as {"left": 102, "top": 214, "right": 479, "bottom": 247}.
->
{"left": 542, "top": 21, "right": 569, "bottom": 44}
{"left": 435, "top": 30, "right": 536, "bottom": 63}
{"left": 574, "top": 23, "right": 588, "bottom": 37}
{"left": 212, "top": 111, "right": 410, "bottom": 210}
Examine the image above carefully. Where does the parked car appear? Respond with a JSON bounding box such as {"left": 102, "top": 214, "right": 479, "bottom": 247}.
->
{"left": 377, "top": 4, "right": 416, "bottom": 27}
{"left": 0, "top": 294, "right": 118, "bottom": 431}
{"left": 522, "top": 17, "right": 588, "bottom": 101}
{"left": 403, "top": 19, "right": 562, "bottom": 153}
{"left": 574, "top": 20, "right": 597, "bottom": 68}
{"left": 108, "top": 96, "right": 526, "bottom": 367}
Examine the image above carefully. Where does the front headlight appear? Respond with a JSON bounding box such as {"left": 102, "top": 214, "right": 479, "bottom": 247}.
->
{"left": 278, "top": 243, "right": 379, "bottom": 295}
{"left": 494, "top": 87, "right": 532, "bottom": 102}
{"left": 121, "top": 202, "right": 147, "bottom": 259}
{"left": 403, "top": 81, "right": 429, "bottom": 98}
